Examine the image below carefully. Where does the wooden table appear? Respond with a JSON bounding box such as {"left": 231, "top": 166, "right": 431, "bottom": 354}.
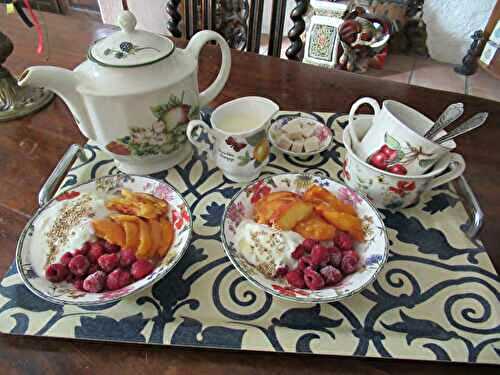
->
{"left": 1, "top": 10, "right": 499, "bottom": 374}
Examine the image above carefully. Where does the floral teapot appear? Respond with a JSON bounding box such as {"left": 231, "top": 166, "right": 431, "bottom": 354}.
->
{"left": 19, "top": 10, "right": 231, "bottom": 174}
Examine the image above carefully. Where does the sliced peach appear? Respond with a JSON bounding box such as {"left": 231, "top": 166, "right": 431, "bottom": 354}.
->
{"left": 111, "top": 215, "right": 140, "bottom": 250}
{"left": 92, "top": 218, "right": 126, "bottom": 247}
{"left": 148, "top": 219, "right": 163, "bottom": 257}
{"left": 294, "top": 213, "right": 336, "bottom": 241}
{"left": 270, "top": 200, "right": 314, "bottom": 231}
{"left": 135, "top": 218, "right": 152, "bottom": 259}
{"left": 158, "top": 217, "right": 174, "bottom": 256}
{"left": 254, "top": 197, "right": 297, "bottom": 224}
{"left": 316, "top": 204, "right": 364, "bottom": 241}
{"left": 304, "top": 185, "right": 357, "bottom": 216}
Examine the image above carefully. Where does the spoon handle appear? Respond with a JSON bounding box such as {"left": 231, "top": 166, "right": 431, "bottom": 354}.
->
{"left": 434, "top": 112, "right": 489, "bottom": 144}
{"left": 424, "top": 102, "right": 464, "bottom": 139}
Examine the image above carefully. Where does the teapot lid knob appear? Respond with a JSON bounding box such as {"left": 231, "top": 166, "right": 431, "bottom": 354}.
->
{"left": 118, "top": 10, "right": 137, "bottom": 33}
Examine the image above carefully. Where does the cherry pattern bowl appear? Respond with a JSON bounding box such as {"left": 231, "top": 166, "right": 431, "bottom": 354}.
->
{"left": 16, "top": 175, "right": 192, "bottom": 306}
{"left": 221, "top": 173, "right": 389, "bottom": 303}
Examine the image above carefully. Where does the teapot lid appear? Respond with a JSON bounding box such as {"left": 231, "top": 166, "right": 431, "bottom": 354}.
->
{"left": 89, "top": 10, "right": 175, "bottom": 68}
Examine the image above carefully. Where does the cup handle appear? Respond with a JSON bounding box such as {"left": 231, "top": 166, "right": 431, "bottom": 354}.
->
{"left": 348, "top": 97, "right": 381, "bottom": 149}
{"left": 187, "top": 120, "right": 217, "bottom": 157}
{"left": 428, "top": 153, "right": 466, "bottom": 189}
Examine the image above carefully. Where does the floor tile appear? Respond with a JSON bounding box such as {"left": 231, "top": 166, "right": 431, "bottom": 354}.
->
{"left": 410, "top": 56, "right": 466, "bottom": 94}
{"left": 468, "top": 69, "right": 500, "bottom": 103}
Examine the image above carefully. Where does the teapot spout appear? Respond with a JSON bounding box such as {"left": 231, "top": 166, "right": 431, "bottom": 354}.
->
{"left": 18, "top": 66, "right": 96, "bottom": 140}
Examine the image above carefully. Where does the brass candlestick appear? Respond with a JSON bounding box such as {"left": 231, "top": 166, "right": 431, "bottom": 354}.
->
{"left": 0, "top": 31, "right": 54, "bottom": 122}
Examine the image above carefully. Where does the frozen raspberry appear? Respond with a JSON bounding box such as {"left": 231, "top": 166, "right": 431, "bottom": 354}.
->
{"left": 60, "top": 252, "right": 73, "bottom": 266}
{"left": 328, "top": 247, "right": 342, "bottom": 267}
{"left": 302, "top": 239, "right": 319, "bottom": 251}
{"left": 45, "top": 263, "right": 69, "bottom": 282}
{"left": 320, "top": 265, "right": 343, "bottom": 285}
{"left": 65, "top": 271, "right": 77, "bottom": 283}
{"left": 285, "top": 268, "right": 305, "bottom": 288}
{"left": 73, "top": 248, "right": 87, "bottom": 256}
{"left": 343, "top": 250, "right": 360, "bottom": 262}
{"left": 81, "top": 241, "right": 91, "bottom": 253}
{"left": 298, "top": 255, "right": 313, "bottom": 270}
{"left": 304, "top": 267, "right": 325, "bottom": 290}
{"left": 106, "top": 269, "right": 132, "bottom": 290}
{"left": 334, "top": 231, "right": 353, "bottom": 251}
{"left": 88, "top": 242, "right": 104, "bottom": 263}
{"left": 104, "top": 242, "right": 120, "bottom": 253}
{"left": 275, "top": 265, "right": 289, "bottom": 277}
{"left": 98, "top": 253, "right": 120, "bottom": 273}
{"left": 130, "top": 259, "right": 154, "bottom": 280}
{"left": 291, "top": 245, "right": 307, "bottom": 260}
{"left": 68, "top": 255, "right": 90, "bottom": 277}
{"left": 83, "top": 271, "right": 106, "bottom": 293}
{"left": 119, "top": 249, "right": 137, "bottom": 268}
{"left": 341, "top": 253, "right": 359, "bottom": 275}
{"left": 73, "top": 278, "right": 85, "bottom": 291}
{"left": 88, "top": 264, "right": 99, "bottom": 275}
{"left": 310, "top": 245, "right": 330, "bottom": 267}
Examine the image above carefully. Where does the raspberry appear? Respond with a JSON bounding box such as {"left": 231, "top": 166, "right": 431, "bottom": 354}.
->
{"left": 88, "top": 242, "right": 104, "bottom": 263}
{"left": 310, "top": 245, "right": 330, "bottom": 267}
{"left": 106, "top": 269, "right": 132, "bottom": 290}
{"left": 88, "top": 264, "right": 99, "bottom": 275}
{"left": 68, "top": 255, "right": 90, "bottom": 277}
{"left": 81, "top": 241, "right": 91, "bottom": 253}
{"left": 60, "top": 252, "right": 73, "bottom": 266}
{"left": 285, "top": 268, "right": 305, "bottom": 288}
{"left": 298, "top": 255, "right": 312, "bottom": 270}
{"left": 302, "top": 239, "right": 319, "bottom": 250}
{"left": 334, "top": 231, "right": 353, "bottom": 250}
{"left": 291, "top": 245, "right": 307, "bottom": 260}
{"left": 341, "top": 253, "right": 359, "bottom": 274}
{"left": 119, "top": 249, "right": 137, "bottom": 268}
{"left": 73, "top": 248, "right": 87, "bottom": 256}
{"left": 328, "top": 247, "right": 342, "bottom": 267}
{"left": 343, "top": 250, "right": 360, "bottom": 262}
{"left": 83, "top": 271, "right": 106, "bottom": 293}
{"left": 320, "top": 265, "right": 343, "bottom": 285}
{"left": 304, "top": 267, "right": 325, "bottom": 290}
{"left": 130, "top": 259, "right": 154, "bottom": 280}
{"left": 104, "top": 242, "right": 120, "bottom": 253}
{"left": 275, "top": 265, "right": 288, "bottom": 277}
{"left": 73, "top": 278, "right": 85, "bottom": 291}
{"left": 98, "top": 253, "right": 120, "bottom": 273}
{"left": 45, "top": 263, "right": 69, "bottom": 282}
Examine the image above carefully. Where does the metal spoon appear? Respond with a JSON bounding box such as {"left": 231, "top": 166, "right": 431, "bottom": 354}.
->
{"left": 424, "top": 102, "right": 464, "bottom": 139}
{"left": 434, "top": 112, "right": 488, "bottom": 144}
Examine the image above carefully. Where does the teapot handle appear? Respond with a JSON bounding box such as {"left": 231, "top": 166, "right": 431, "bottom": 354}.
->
{"left": 187, "top": 30, "right": 231, "bottom": 107}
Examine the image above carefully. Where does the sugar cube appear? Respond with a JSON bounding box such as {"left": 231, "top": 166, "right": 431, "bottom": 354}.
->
{"left": 301, "top": 125, "right": 315, "bottom": 138}
{"left": 283, "top": 122, "right": 303, "bottom": 140}
{"left": 276, "top": 134, "right": 293, "bottom": 150}
{"left": 304, "top": 137, "right": 320, "bottom": 153}
{"left": 291, "top": 140, "right": 304, "bottom": 153}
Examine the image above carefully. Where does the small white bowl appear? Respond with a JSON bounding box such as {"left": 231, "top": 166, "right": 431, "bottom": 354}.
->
{"left": 268, "top": 116, "right": 333, "bottom": 157}
{"left": 16, "top": 175, "right": 192, "bottom": 306}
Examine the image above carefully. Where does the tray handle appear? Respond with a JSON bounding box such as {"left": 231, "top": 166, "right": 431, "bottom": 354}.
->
{"left": 452, "top": 175, "right": 484, "bottom": 239}
{"left": 38, "top": 144, "right": 87, "bottom": 206}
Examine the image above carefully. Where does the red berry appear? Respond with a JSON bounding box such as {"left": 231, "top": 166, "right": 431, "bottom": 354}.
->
{"left": 98, "top": 253, "right": 120, "bottom": 273}
{"left": 343, "top": 249, "right": 360, "bottom": 262}
{"left": 119, "top": 249, "right": 137, "bottom": 268}
{"left": 73, "top": 278, "right": 85, "bottom": 291}
{"left": 275, "top": 265, "right": 289, "bottom": 277}
{"left": 83, "top": 271, "right": 106, "bottom": 293}
{"left": 302, "top": 239, "right": 319, "bottom": 250}
{"left": 320, "top": 265, "right": 343, "bottom": 285}
{"left": 285, "top": 268, "right": 305, "bottom": 288}
{"left": 88, "top": 243, "right": 104, "bottom": 263}
{"left": 341, "top": 253, "right": 359, "bottom": 274}
{"left": 334, "top": 231, "right": 354, "bottom": 251}
{"left": 88, "top": 264, "right": 99, "bottom": 275}
{"left": 106, "top": 269, "right": 132, "bottom": 290}
{"left": 369, "top": 152, "right": 389, "bottom": 170}
{"left": 310, "top": 245, "right": 330, "bottom": 267}
{"left": 45, "top": 263, "right": 69, "bottom": 282}
{"left": 130, "top": 259, "right": 154, "bottom": 280}
{"left": 387, "top": 164, "right": 407, "bottom": 175}
{"left": 81, "top": 241, "right": 91, "bottom": 253}
{"left": 104, "top": 242, "right": 120, "bottom": 253}
{"left": 291, "top": 245, "right": 306, "bottom": 260}
{"left": 298, "top": 255, "right": 313, "bottom": 270}
{"left": 327, "top": 247, "right": 342, "bottom": 267}
{"left": 68, "top": 255, "right": 90, "bottom": 277}
{"left": 60, "top": 252, "right": 73, "bottom": 266}
{"left": 304, "top": 267, "right": 325, "bottom": 290}
{"left": 73, "top": 248, "right": 87, "bottom": 256}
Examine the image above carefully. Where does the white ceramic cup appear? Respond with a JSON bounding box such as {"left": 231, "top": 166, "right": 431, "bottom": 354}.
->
{"left": 343, "top": 115, "right": 465, "bottom": 209}
{"left": 348, "top": 97, "right": 456, "bottom": 175}
{"left": 187, "top": 97, "right": 279, "bottom": 182}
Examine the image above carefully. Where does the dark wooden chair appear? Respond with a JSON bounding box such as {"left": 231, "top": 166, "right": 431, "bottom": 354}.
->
{"left": 166, "top": 0, "right": 309, "bottom": 60}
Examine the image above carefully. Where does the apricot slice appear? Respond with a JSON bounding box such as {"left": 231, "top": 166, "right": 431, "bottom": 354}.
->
{"left": 106, "top": 189, "right": 168, "bottom": 219}
{"left": 148, "top": 219, "right": 163, "bottom": 257}
{"left": 270, "top": 200, "right": 314, "bottom": 231}
{"left": 254, "top": 197, "right": 297, "bottom": 224}
{"left": 135, "top": 218, "right": 152, "bottom": 259}
{"left": 316, "top": 204, "right": 364, "bottom": 241}
{"left": 304, "top": 185, "right": 357, "bottom": 216}
{"left": 92, "top": 218, "right": 126, "bottom": 247}
{"left": 111, "top": 215, "right": 140, "bottom": 250}
{"left": 158, "top": 217, "right": 174, "bottom": 256}
{"left": 294, "top": 213, "right": 336, "bottom": 241}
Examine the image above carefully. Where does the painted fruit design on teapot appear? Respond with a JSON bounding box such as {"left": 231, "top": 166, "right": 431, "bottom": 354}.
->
{"left": 106, "top": 92, "right": 199, "bottom": 157}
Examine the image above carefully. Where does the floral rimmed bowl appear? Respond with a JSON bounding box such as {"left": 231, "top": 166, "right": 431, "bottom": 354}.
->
{"left": 268, "top": 116, "right": 333, "bottom": 157}
{"left": 16, "top": 175, "right": 192, "bottom": 306}
{"left": 221, "top": 173, "right": 389, "bottom": 303}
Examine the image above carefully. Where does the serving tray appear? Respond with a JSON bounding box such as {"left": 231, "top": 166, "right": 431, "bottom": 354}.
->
{"left": 0, "top": 113, "right": 498, "bottom": 365}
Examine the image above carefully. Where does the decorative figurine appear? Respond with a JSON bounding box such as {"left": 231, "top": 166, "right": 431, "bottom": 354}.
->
{"left": 454, "top": 30, "right": 486, "bottom": 76}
